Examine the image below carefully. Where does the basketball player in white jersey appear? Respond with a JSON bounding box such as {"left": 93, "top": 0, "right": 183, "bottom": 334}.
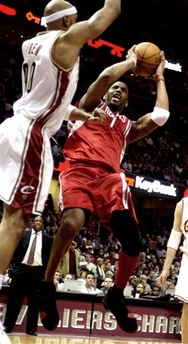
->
{"left": 158, "top": 193, "right": 188, "bottom": 344}
{"left": 41, "top": 45, "right": 170, "bottom": 333}
{"left": 0, "top": 0, "right": 121, "bottom": 338}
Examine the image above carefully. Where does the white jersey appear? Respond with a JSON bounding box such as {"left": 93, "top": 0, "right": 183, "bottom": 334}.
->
{"left": 180, "top": 197, "right": 188, "bottom": 238}
{"left": 14, "top": 30, "right": 79, "bottom": 136}
{"left": 175, "top": 197, "right": 188, "bottom": 302}
{"left": 0, "top": 30, "right": 79, "bottom": 215}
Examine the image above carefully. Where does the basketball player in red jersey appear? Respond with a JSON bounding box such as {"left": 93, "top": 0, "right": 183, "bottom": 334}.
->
{"left": 41, "top": 45, "right": 170, "bottom": 333}
{"left": 0, "top": 0, "right": 121, "bottom": 336}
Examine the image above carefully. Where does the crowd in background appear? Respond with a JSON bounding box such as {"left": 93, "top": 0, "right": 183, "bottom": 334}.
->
{"left": 0, "top": 195, "right": 182, "bottom": 302}
{"left": 0, "top": 37, "right": 186, "bottom": 302}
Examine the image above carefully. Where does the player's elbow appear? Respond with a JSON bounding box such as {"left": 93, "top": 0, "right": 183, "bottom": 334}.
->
{"left": 88, "top": 7, "right": 121, "bottom": 36}
{"left": 102, "top": 3, "right": 121, "bottom": 19}
{"left": 98, "top": 72, "right": 112, "bottom": 87}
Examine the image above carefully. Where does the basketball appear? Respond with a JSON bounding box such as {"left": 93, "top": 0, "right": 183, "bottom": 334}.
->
{"left": 134, "top": 42, "right": 161, "bottom": 77}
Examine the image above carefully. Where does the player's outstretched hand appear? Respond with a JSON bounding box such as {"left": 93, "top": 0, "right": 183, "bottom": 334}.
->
{"left": 126, "top": 44, "right": 137, "bottom": 72}
{"left": 89, "top": 107, "right": 107, "bottom": 121}
{"left": 155, "top": 51, "right": 166, "bottom": 77}
{"left": 69, "top": 107, "right": 107, "bottom": 122}
{"left": 156, "top": 271, "right": 168, "bottom": 289}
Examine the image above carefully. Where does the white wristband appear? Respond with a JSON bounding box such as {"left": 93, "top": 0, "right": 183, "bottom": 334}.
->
{"left": 167, "top": 229, "right": 182, "bottom": 250}
{"left": 65, "top": 104, "right": 77, "bottom": 120}
{"left": 151, "top": 106, "right": 170, "bottom": 126}
{"left": 128, "top": 57, "right": 136, "bottom": 68}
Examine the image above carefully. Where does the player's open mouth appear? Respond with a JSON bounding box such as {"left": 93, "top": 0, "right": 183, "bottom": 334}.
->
{"left": 112, "top": 93, "right": 121, "bottom": 101}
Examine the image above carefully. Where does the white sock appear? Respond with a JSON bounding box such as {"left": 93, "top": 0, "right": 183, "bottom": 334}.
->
{"left": 0, "top": 275, "right": 4, "bottom": 290}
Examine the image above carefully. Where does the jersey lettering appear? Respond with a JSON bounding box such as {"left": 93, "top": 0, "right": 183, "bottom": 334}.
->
{"left": 23, "top": 62, "right": 36, "bottom": 93}
{"left": 27, "top": 42, "right": 42, "bottom": 56}
{"left": 102, "top": 104, "right": 127, "bottom": 123}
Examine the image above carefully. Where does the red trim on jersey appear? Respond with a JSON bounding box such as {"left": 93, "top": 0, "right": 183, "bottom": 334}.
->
{"left": 38, "top": 70, "right": 69, "bottom": 126}
{"left": 11, "top": 122, "right": 43, "bottom": 213}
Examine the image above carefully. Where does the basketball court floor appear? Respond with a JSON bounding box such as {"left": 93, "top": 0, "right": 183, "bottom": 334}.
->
{"left": 7, "top": 334, "right": 181, "bottom": 344}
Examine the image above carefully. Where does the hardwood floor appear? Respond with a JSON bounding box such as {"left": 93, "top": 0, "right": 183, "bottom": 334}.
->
{"left": 8, "top": 333, "right": 181, "bottom": 344}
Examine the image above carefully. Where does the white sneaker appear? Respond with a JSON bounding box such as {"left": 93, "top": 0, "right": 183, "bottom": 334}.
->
{"left": 0, "top": 321, "right": 11, "bottom": 344}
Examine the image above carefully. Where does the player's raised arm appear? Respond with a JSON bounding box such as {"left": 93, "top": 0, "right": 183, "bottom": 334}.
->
{"left": 127, "top": 50, "right": 170, "bottom": 144}
{"left": 45, "top": 0, "right": 121, "bottom": 70}
{"left": 79, "top": 46, "right": 137, "bottom": 112}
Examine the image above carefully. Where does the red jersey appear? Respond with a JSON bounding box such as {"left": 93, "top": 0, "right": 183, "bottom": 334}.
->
{"left": 64, "top": 101, "right": 132, "bottom": 172}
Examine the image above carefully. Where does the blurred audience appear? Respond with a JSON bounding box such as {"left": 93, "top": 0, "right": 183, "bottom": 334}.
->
{"left": 57, "top": 241, "right": 80, "bottom": 279}
{"left": 100, "top": 277, "right": 114, "bottom": 294}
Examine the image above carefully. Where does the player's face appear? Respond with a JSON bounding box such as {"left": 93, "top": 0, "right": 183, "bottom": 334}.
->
{"left": 105, "top": 81, "right": 129, "bottom": 112}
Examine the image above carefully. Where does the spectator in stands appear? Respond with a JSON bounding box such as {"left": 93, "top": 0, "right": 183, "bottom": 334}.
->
{"left": 165, "top": 281, "right": 176, "bottom": 297}
{"left": 104, "top": 260, "right": 113, "bottom": 273}
{"left": 95, "top": 246, "right": 105, "bottom": 260}
{"left": 153, "top": 265, "right": 160, "bottom": 278}
{"left": 141, "top": 282, "right": 165, "bottom": 299}
{"left": 100, "top": 277, "right": 114, "bottom": 294}
{"left": 94, "top": 257, "right": 106, "bottom": 288}
{"left": 151, "top": 283, "right": 165, "bottom": 297}
{"left": 113, "top": 265, "right": 119, "bottom": 278}
{"left": 112, "top": 259, "right": 119, "bottom": 273}
{"left": 53, "top": 270, "right": 64, "bottom": 292}
{"left": 128, "top": 275, "right": 138, "bottom": 291}
{"left": 84, "top": 253, "right": 96, "bottom": 274}
{"left": 134, "top": 281, "right": 148, "bottom": 298}
{"left": 147, "top": 270, "right": 157, "bottom": 287}
{"left": 2, "top": 269, "right": 12, "bottom": 286}
{"left": 108, "top": 247, "right": 119, "bottom": 265}
{"left": 57, "top": 241, "right": 80, "bottom": 279}
{"left": 142, "top": 267, "right": 150, "bottom": 277}
{"left": 79, "top": 238, "right": 89, "bottom": 254}
{"left": 139, "top": 251, "right": 148, "bottom": 264}
{"left": 140, "top": 274, "right": 151, "bottom": 294}
{"left": 81, "top": 271, "right": 103, "bottom": 295}
{"left": 78, "top": 269, "right": 87, "bottom": 281}
{"left": 122, "top": 159, "right": 132, "bottom": 173}
{"left": 55, "top": 273, "right": 73, "bottom": 292}
{"left": 103, "top": 245, "right": 110, "bottom": 260}
{"left": 105, "top": 269, "right": 115, "bottom": 281}
{"left": 155, "top": 242, "right": 166, "bottom": 259}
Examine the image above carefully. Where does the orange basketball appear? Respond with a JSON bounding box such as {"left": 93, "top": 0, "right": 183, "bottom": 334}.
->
{"left": 134, "top": 42, "right": 161, "bottom": 77}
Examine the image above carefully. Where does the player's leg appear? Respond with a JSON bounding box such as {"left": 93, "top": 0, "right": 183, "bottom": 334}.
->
{"left": 0, "top": 204, "right": 27, "bottom": 344}
{"left": 0, "top": 321, "right": 11, "bottom": 344}
{"left": 4, "top": 270, "right": 26, "bottom": 333}
{"left": 39, "top": 165, "right": 95, "bottom": 330}
{"left": 0, "top": 204, "right": 28, "bottom": 288}
{"left": 103, "top": 210, "right": 141, "bottom": 333}
{"left": 39, "top": 208, "right": 86, "bottom": 331}
{"left": 45, "top": 208, "right": 85, "bottom": 283}
{"left": 181, "top": 302, "right": 188, "bottom": 344}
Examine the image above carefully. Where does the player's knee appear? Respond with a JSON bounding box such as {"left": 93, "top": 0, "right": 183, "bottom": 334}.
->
{"left": 121, "top": 228, "right": 141, "bottom": 257}
{"left": 61, "top": 211, "right": 84, "bottom": 237}
{"left": 2, "top": 205, "right": 27, "bottom": 238}
{"left": 122, "top": 241, "right": 141, "bottom": 257}
{"left": 110, "top": 210, "right": 141, "bottom": 257}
